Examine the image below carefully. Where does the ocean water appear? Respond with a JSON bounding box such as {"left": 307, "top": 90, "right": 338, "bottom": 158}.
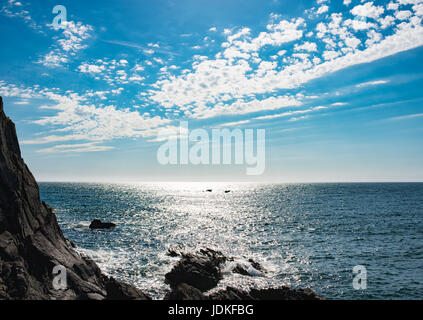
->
{"left": 39, "top": 182, "right": 423, "bottom": 300}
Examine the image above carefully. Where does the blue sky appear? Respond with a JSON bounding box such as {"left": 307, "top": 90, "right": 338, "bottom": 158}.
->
{"left": 1, "top": 0, "right": 423, "bottom": 182}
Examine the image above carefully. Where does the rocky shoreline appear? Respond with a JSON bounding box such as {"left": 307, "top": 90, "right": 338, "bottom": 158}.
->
{"left": 0, "top": 96, "right": 323, "bottom": 300}
{"left": 164, "top": 248, "right": 323, "bottom": 300}
{"left": 0, "top": 97, "right": 149, "bottom": 300}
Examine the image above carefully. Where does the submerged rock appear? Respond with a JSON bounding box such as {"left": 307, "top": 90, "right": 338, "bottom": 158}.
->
{"left": 89, "top": 219, "right": 116, "bottom": 230}
{"left": 0, "top": 97, "right": 149, "bottom": 300}
{"left": 165, "top": 248, "right": 226, "bottom": 292}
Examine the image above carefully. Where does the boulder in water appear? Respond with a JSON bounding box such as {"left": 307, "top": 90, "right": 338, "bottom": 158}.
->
{"left": 89, "top": 219, "right": 116, "bottom": 230}
{"left": 165, "top": 248, "right": 226, "bottom": 292}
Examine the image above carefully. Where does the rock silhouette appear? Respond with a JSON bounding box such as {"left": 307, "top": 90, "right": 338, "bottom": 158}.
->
{"left": 0, "top": 97, "right": 150, "bottom": 300}
{"left": 165, "top": 248, "right": 226, "bottom": 292}
{"left": 89, "top": 219, "right": 116, "bottom": 230}
{"left": 164, "top": 248, "right": 324, "bottom": 300}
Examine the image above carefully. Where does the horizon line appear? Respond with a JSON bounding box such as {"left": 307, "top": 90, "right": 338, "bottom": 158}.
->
{"left": 36, "top": 180, "right": 423, "bottom": 184}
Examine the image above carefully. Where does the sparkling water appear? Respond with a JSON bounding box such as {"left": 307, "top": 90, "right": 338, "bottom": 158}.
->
{"left": 39, "top": 182, "right": 423, "bottom": 299}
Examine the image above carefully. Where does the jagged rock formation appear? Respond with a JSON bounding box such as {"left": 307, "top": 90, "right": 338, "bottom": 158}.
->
{"left": 165, "top": 248, "right": 226, "bottom": 292}
{"left": 164, "top": 248, "right": 324, "bottom": 300}
{"left": 0, "top": 97, "right": 150, "bottom": 300}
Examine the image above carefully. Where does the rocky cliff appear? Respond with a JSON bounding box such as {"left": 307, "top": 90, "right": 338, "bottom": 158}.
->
{"left": 0, "top": 96, "right": 150, "bottom": 300}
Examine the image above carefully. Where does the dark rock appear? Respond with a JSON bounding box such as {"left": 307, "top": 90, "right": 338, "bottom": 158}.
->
{"left": 167, "top": 249, "right": 180, "bottom": 257}
{"left": 165, "top": 248, "right": 226, "bottom": 292}
{"left": 65, "top": 238, "right": 76, "bottom": 248}
{"left": 105, "top": 277, "right": 151, "bottom": 300}
{"left": 164, "top": 283, "right": 207, "bottom": 300}
{"left": 165, "top": 247, "right": 325, "bottom": 300}
{"left": 248, "top": 258, "right": 265, "bottom": 273}
{"left": 167, "top": 245, "right": 183, "bottom": 257}
{"left": 206, "top": 189, "right": 212, "bottom": 192}
{"left": 232, "top": 264, "right": 250, "bottom": 276}
{"left": 89, "top": 219, "right": 116, "bottom": 230}
{"left": 225, "top": 190, "right": 231, "bottom": 193}
{"left": 231, "top": 259, "right": 265, "bottom": 276}
{"left": 86, "top": 292, "right": 105, "bottom": 300}
{"left": 0, "top": 97, "right": 150, "bottom": 300}
{"left": 208, "top": 286, "right": 324, "bottom": 300}
{"left": 208, "top": 287, "right": 254, "bottom": 300}
{"left": 164, "top": 282, "right": 324, "bottom": 301}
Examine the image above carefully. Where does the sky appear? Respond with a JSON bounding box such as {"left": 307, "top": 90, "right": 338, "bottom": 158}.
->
{"left": 1, "top": 0, "right": 423, "bottom": 182}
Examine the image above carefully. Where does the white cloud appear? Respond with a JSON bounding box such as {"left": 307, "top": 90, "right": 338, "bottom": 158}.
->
{"left": 386, "top": 113, "right": 423, "bottom": 121}
{"left": 145, "top": 8, "right": 423, "bottom": 121}
{"left": 0, "top": 0, "right": 40, "bottom": 30}
{"left": 356, "top": 80, "right": 389, "bottom": 87}
{"left": 378, "top": 15, "right": 396, "bottom": 29}
{"left": 37, "top": 142, "right": 115, "bottom": 154}
{"left": 254, "top": 106, "right": 328, "bottom": 121}
{"left": 143, "top": 48, "right": 154, "bottom": 55}
{"left": 78, "top": 63, "right": 105, "bottom": 73}
{"left": 1, "top": 81, "right": 175, "bottom": 150}
{"left": 351, "top": 2, "right": 385, "bottom": 19}
{"left": 294, "top": 41, "right": 318, "bottom": 52}
{"left": 217, "top": 120, "right": 251, "bottom": 127}
{"left": 7, "top": 0, "right": 423, "bottom": 148}
{"left": 387, "top": 2, "right": 400, "bottom": 11}
{"left": 317, "top": 5, "right": 329, "bottom": 15}
{"left": 344, "top": 18, "right": 377, "bottom": 30}
{"left": 323, "top": 50, "right": 341, "bottom": 60}
{"left": 395, "top": 10, "right": 413, "bottom": 20}
{"left": 0, "top": 81, "right": 39, "bottom": 99}
{"left": 77, "top": 59, "right": 146, "bottom": 85}
{"left": 32, "top": 94, "right": 172, "bottom": 142}
{"left": 13, "top": 100, "right": 29, "bottom": 105}
{"left": 366, "top": 30, "right": 382, "bottom": 46}
{"left": 39, "top": 21, "right": 93, "bottom": 67}
{"left": 128, "top": 74, "right": 145, "bottom": 82}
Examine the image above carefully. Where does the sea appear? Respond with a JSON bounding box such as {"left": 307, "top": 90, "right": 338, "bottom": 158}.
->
{"left": 39, "top": 182, "right": 423, "bottom": 300}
